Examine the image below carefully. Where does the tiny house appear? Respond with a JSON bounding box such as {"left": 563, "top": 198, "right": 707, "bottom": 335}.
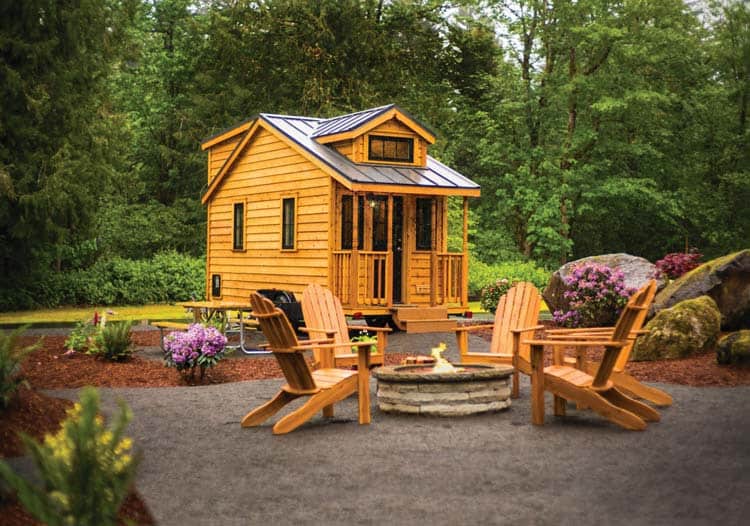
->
{"left": 200, "top": 104, "right": 480, "bottom": 325}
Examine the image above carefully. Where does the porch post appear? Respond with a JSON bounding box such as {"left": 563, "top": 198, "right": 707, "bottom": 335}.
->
{"left": 430, "top": 198, "right": 438, "bottom": 307}
{"left": 386, "top": 194, "right": 393, "bottom": 306}
{"left": 350, "top": 192, "right": 359, "bottom": 308}
{"left": 462, "top": 196, "right": 469, "bottom": 306}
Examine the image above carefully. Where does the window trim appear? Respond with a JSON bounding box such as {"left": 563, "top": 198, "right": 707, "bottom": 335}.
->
{"left": 280, "top": 195, "right": 297, "bottom": 251}
{"left": 366, "top": 134, "right": 415, "bottom": 164}
{"left": 232, "top": 201, "right": 246, "bottom": 252}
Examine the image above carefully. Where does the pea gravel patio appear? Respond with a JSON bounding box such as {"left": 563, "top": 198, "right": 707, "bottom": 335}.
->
{"left": 43, "top": 331, "right": 750, "bottom": 525}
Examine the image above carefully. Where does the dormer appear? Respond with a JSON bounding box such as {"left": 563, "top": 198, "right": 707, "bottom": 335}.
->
{"left": 311, "top": 104, "right": 436, "bottom": 167}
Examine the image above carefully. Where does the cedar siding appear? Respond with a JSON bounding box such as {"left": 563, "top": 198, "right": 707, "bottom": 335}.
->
{"left": 206, "top": 127, "right": 330, "bottom": 302}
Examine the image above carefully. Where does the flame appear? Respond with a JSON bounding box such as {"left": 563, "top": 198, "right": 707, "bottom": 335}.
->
{"left": 430, "top": 342, "right": 459, "bottom": 373}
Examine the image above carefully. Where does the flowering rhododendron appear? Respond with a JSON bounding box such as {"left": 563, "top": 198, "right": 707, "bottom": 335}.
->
{"left": 163, "top": 324, "right": 228, "bottom": 380}
{"left": 552, "top": 263, "right": 635, "bottom": 327}
{"left": 654, "top": 251, "right": 702, "bottom": 280}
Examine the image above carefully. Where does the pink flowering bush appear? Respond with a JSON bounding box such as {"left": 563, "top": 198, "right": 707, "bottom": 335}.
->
{"left": 552, "top": 264, "right": 635, "bottom": 327}
{"left": 163, "top": 324, "right": 228, "bottom": 380}
{"left": 654, "top": 251, "right": 702, "bottom": 280}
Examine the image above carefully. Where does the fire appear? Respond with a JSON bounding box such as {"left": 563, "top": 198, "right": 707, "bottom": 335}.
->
{"left": 430, "top": 342, "right": 462, "bottom": 373}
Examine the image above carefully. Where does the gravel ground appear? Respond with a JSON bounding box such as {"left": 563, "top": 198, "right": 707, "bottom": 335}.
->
{"left": 19, "top": 330, "right": 750, "bottom": 526}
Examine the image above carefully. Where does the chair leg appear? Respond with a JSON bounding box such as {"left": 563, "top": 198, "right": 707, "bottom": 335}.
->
{"left": 241, "top": 390, "right": 298, "bottom": 428}
{"left": 272, "top": 378, "right": 357, "bottom": 435}
{"left": 602, "top": 387, "right": 661, "bottom": 423}
{"left": 610, "top": 370, "right": 673, "bottom": 407}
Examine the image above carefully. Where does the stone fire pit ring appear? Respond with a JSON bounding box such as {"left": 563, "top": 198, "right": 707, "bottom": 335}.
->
{"left": 372, "top": 364, "right": 514, "bottom": 416}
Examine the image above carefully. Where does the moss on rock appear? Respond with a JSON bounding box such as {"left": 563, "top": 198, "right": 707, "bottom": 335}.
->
{"left": 633, "top": 296, "right": 721, "bottom": 361}
{"left": 716, "top": 330, "right": 750, "bottom": 365}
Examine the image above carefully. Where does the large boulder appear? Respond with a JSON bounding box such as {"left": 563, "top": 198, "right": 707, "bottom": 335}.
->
{"left": 544, "top": 253, "right": 663, "bottom": 314}
{"left": 716, "top": 330, "right": 750, "bottom": 365}
{"left": 651, "top": 250, "right": 750, "bottom": 330}
{"left": 632, "top": 296, "right": 721, "bottom": 361}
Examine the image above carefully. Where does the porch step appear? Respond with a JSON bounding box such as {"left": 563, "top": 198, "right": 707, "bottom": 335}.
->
{"left": 391, "top": 306, "right": 456, "bottom": 333}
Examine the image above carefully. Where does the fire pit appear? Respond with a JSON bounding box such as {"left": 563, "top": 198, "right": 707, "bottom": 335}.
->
{"left": 372, "top": 363, "right": 514, "bottom": 416}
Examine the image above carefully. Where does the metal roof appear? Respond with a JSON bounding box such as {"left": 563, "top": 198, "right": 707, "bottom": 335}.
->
{"left": 261, "top": 113, "right": 479, "bottom": 193}
{"left": 310, "top": 104, "right": 395, "bottom": 138}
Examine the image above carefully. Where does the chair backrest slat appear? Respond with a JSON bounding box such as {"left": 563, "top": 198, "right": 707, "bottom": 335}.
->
{"left": 490, "top": 282, "right": 541, "bottom": 360}
{"left": 250, "top": 292, "right": 317, "bottom": 392}
{"left": 592, "top": 280, "right": 656, "bottom": 388}
{"left": 301, "top": 283, "right": 351, "bottom": 362}
{"left": 614, "top": 280, "right": 657, "bottom": 371}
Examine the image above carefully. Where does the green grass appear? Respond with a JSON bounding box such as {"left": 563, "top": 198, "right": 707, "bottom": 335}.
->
{"left": 0, "top": 304, "right": 192, "bottom": 326}
{"left": 467, "top": 300, "right": 549, "bottom": 314}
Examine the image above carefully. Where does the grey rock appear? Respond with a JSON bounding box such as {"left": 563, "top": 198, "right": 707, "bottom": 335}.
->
{"left": 716, "top": 330, "right": 750, "bottom": 365}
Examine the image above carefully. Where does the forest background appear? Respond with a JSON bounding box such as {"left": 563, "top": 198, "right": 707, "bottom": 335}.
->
{"left": 0, "top": 0, "right": 748, "bottom": 310}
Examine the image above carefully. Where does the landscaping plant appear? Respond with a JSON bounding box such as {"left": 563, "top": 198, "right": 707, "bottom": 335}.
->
{"left": 654, "top": 251, "right": 702, "bottom": 280}
{"left": 479, "top": 278, "right": 514, "bottom": 313}
{"left": 97, "top": 321, "right": 134, "bottom": 361}
{"left": 163, "top": 323, "right": 229, "bottom": 380}
{"left": 0, "top": 325, "right": 40, "bottom": 409}
{"left": 552, "top": 263, "right": 635, "bottom": 327}
{"left": 64, "top": 318, "right": 102, "bottom": 354}
{"left": 0, "top": 387, "right": 138, "bottom": 526}
{"left": 350, "top": 331, "right": 378, "bottom": 353}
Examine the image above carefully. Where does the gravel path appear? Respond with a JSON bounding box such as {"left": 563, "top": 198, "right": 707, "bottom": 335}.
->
{"left": 33, "top": 331, "right": 750, "bottom": 526}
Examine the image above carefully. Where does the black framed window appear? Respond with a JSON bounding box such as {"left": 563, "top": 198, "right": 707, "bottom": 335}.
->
{"left": 233, "top": 202, "right": 244, "bottom": 250}
{"left": 340, "top": 195, "right": 364, "bottom": 250}
{"left": 211, "top": 274, "right": 221, "bottom": 298}
{"left": 416, "top": 198, "right": 433, "bottom": 250}
{"left": 368, "top": 135, "right": 414, "bottom": 163}
{"left": 282, "top": 197, "right": 296, "bottom": 250}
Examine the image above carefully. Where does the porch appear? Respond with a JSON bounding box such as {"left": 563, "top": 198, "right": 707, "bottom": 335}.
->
{"left": 328, "top": 187, "right": 471, "bottom": 311}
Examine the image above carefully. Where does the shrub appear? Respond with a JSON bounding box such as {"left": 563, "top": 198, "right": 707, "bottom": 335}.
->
{"left": 64, "top": 318, "right": 103, "bottom": 354}
{"left": 163, "top": 323, "right": 229, "bottom": 381}
{"left": 350, "top": 331, "right": 378, "bottom": 353}
{"left": 470, "top": 256, "right": 550, "bottom": 312}
{"left": 0, "top": 326, "right": 41, "bottom": 409}
{"left": 0, "top": 387, "right": 138, "bottom": 526}
{"left": 479, "top": 279, "right": 513, "bottom": 313}
{"left": 552, "top": 263, "right": 635, "bottom": 327}
{"left": 654, "top": 251, "right": 702, "bottom": 280}
{"left": 96, "top": 321, "right": 134, "bottom": 362}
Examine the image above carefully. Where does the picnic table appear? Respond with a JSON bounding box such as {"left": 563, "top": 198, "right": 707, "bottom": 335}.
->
{"left": 176, "top": 300, "right": 267, "bottom": 355}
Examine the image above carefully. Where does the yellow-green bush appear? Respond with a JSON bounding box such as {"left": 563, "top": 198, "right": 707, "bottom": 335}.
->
{"left": 0, "top": 387, "right": 138, "bottom": 526}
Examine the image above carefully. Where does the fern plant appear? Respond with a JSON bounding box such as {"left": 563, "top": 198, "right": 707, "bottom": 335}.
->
{"left": 0, "top": 325, "right": 40, "bottom": 409}
{"left": 96, "top": 321, "right": 134, "bottom": 361}
{"left": 0, "top": 387, "right": 138, "bottom": 526}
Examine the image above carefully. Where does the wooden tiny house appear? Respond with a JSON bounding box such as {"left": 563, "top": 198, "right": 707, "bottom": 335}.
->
{"left": 200, "top": 104, "right": 480, "bottom": 322}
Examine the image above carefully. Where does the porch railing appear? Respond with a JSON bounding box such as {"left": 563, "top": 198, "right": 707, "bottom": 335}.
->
{"left": 332, "top": 250, "right": 391, "bottom": 306}
{"left": 431, "top": 252, "right": 465, "bottom": 305}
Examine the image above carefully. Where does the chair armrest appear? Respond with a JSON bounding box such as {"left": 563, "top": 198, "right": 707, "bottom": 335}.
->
{"left": 544, "top": 326, "right": 613, "bottom": 335}
{"left": 510, "top": 325, "right": 545, "bottom": 334}
{"left": 291, "top": 337, "right": 335, "bottom": 351}
{"left": 454, "top": 323, "right": 495, "bottom": 333}
{"left": 347, "top": 325, "right": 392, "bottom": 333}
{"left": 522, "top": 339, "right": 628, "bottom": 348}
{"left": 299, "top": 327, "right": 337, "bottom": 337}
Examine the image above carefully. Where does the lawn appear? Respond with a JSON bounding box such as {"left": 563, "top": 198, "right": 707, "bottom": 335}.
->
{"left": 0, "top": 304, "right": 192, "bottom": 326}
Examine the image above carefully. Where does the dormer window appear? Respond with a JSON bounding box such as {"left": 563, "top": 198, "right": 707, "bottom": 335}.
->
{"left": 368, "top": 135, "right": 413, "bottom": 163}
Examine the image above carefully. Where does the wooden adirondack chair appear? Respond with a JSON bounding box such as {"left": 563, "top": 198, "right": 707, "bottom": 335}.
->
{"left": 240, "top": 292, "right": 373, "bottom": 435}
{"left": 543, "top": 280, "right": 672, "bottom": 407}
{"left": 519, "top": 281, "right": 661, "bottom": 430}
{"left": 454, "top": 282, "right": 543, "bottom": 398}
{"left": 300, "top": 283, "right": 391, "bottom": 368}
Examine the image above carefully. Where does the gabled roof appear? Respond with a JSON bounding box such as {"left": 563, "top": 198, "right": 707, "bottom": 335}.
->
{"left": 201, "top": 106, "right": 479, "bottom": 204}
{"left": 310, "top": 104, "right": 436, "bottom": 144}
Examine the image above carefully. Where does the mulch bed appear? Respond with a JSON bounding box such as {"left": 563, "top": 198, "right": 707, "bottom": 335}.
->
{"left": 2, "top": 324, "right": 748, "bottom": 525}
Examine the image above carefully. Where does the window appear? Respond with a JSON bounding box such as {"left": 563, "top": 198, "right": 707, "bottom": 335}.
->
{"left": 416, "top": 198, "right": 433, "bottom": 250}
{"left": 233, "top": 202, "right": 244, "bottom": 251}
{"left": 340, "top": 195, "right": 364, "bottom": 250}
{"left": 368, "top": 135, "right": 414, "bottom": 163}
{"left": 282, "top": 197, "right": 296, "bottom": 250}
{"left": 211, "top": 274, "right": 221, "bottom": 298}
